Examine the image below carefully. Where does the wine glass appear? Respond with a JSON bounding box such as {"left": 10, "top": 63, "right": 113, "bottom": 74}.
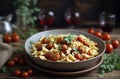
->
{"left": 99, "top": 12, "right": 116, "bottom": 33}
{"left": 38, "top": 9, "right": 55, "bottom": 30}
{"left": 65, "top": 8, "right": 80, "bottom": 29}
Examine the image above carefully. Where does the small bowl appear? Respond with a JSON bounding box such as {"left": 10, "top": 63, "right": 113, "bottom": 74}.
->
{"left": 25, "top": 29, "right": 106, "bottom": 71}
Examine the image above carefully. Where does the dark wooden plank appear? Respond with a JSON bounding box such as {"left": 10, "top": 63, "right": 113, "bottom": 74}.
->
{"left": 0, "top": 28, "right": 120, "bottom": 79}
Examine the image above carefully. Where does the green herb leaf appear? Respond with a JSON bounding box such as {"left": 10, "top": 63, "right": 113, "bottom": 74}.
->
{"left": 98, "top": 53, "right": 120, "bottom": 76}
{"left": 63, "top": 35, "right": 74, "bottom": 44}
{"left": 1, "top": 66, "right": 7, "bottom": 73}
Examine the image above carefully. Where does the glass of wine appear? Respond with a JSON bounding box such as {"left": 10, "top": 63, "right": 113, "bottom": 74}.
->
{"left": 38, "top": 9, "right": 55, "bottom": 30}
{"left": 65, "top": 8, "right": 80, "bottom": 29}
{"left": 99, "top": 12, "right": 116, "bottom": 33}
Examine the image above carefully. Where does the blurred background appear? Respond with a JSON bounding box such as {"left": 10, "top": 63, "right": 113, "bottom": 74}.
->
{"left": 0, "top": 0, "right": 119, "bottom": 28}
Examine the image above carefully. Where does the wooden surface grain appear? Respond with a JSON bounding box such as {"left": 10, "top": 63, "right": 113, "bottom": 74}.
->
{"left": 0, "top": 28, "right": 120, "bottom": 79}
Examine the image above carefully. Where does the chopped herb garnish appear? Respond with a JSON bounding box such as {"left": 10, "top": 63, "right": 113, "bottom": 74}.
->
{"left": 73, "top": 47, "right": 79, "bottom": 53}
{"left": 98, "top": 53, "right": 120, "bottom": 77}
{"left": 63, "top": 35, "right": 74, "bottom": 44}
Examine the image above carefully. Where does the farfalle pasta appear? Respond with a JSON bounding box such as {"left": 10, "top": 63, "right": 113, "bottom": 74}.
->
{"left": 30, "top": 34, "right": 99, "bottom": 62}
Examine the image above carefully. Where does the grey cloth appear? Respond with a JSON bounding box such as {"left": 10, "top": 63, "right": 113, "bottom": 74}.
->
{"left": 0, "top": 35, "right": 13, "bottom": 69}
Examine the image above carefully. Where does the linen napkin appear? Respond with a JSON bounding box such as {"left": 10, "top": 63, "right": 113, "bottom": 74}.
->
{"left": 0, "top": 34, "right": 13, "bottom": 69}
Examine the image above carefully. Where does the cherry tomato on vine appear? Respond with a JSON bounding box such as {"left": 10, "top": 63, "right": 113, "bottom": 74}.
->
{"left": 14, "top": 69, "right": 21, "bottom": 76}
{"left": 106, "top": 43, "right": 113, "bottom": 53}
{"left": 22, "top": 71, "right": 29, "bottom": 78}
{"left": 102, "top": 33, "right": 111, "bottom": 41}
{"left": 7, "top": 60, "right": 15, "bottom": 67}
{"left": 27, "top": 69, "right": 33, "bottom": 76}
{"left": 3, "top": 34, "right": 11, "bottom": 43}
{"left": 111, "top": 39, "right": 120, "bottom": 49}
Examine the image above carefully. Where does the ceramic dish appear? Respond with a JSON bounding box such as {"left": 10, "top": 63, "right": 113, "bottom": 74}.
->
{"left": 25, "top": 29, "right": 106, "bottom": 71}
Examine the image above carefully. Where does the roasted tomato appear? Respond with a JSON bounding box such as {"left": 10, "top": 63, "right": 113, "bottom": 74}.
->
{"left": 45, "top": 52, "right": 60, "bottom": 61}
{"left": 46, "top": 43, "right": 54, "bottom": 50}
{"left": 74, "top": 54, "right": 84, "bottom": 60}
{"left": 62, "top": 44, "right": 68, "bottom": 51}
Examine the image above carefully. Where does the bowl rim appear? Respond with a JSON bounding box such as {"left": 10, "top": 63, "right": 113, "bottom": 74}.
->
{"left": 25, "top": 29, "right": 106, "bottom": 64}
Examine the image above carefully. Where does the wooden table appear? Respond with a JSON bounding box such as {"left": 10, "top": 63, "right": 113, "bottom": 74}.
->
{"left": 0, "top": 28, "right": 120, "bottom": 79}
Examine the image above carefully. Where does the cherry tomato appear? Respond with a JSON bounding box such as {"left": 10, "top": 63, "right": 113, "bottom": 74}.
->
{"left": 13, "top": 57, "right": 19, "bottom": 63}
{"left": 94, "top": 31, "right": 102, "bottom": 38}
{"left": 7, "top": 60, "right": 15, "bottom": 67}
{"left": 35, "top": 43, "right": 42, "bottom": 51}
{"left": 22, "top": 71, "right": 29, "bottom": 78}
{"left": 111, "top": 39, "right": 120, "bottom": 49}
{"left": 11, "top": 32, "right": 20, "bottom": 42}
{"left": 3, "top": 34, "right": 11, "bottom": 43}
{"left": 62, "top": 44, "right": 68, "bottom": 51}
{"left": 45, "top": 52, "right": 60, "bottom": 61}
{"left": 102, "top": 33, "right": 111, "bottom": 41}
{"left": 106, "top": 43, "right": 113, "bottom": 53}
{"left": 56, "top": 37, "right": 63, "bottom": 43}
{"left": 77, "top": 37, "right": 89, "bottom": 47}
{"left": 46, "top": 43, "right": 53, "bottom": 50}
{"left": 41, "top": 37, "right": 50, "bottom": 44}
{"left": 14, "top": 69, "right": 21, "bottom": 76}
{"left": 74, "top": 54, "right": 83, "bottom": 60}
{"left": 19, "top": 59, "right": 26, "bottom": 65}
{"left": 88, "top": 28, "right": 95, "bottom": 34}
{"left": 87, "top": 50, "right": 92, "bottom": 55}
{"left": 27, "top": 69, "right": 33, "bottom": 76}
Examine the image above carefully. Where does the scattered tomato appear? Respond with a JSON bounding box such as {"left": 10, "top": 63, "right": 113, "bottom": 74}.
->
{"left": 11, "top": 32, "right": 20, "bottom": 42}
{"left": 7, "top": 60, "right": 15, "bottom": 67}
{"left": 106, "top": 43, "right": 113, "bottom": 53}
{"left": 94, "top": 31, "right": 102, "bottom": 38}
{"left": 3, "top": 34, "right": 11, "bottom": 43}
{"left": 14, "top": 69, "right": 21, "bottom": 76}
{"left": 88, "top": 28, "right": 95, "bottom": 34}
{"left": 102, "top": 33, "right": 111, "bottom": 41}
{"left": 22, "top": 71, "right": 29, "bottom": 78}
{"left": 111, "top": 39, "right": 120, "bottom": 49}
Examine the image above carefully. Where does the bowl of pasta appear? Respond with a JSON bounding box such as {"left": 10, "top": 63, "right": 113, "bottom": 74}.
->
{"left": 25, "top": 29, "right": 106, "bottom": 71}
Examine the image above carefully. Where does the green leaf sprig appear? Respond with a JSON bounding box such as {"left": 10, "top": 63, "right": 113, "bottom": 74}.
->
{"left": 98, "top": 53, "right": 120, "bottom": 76}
